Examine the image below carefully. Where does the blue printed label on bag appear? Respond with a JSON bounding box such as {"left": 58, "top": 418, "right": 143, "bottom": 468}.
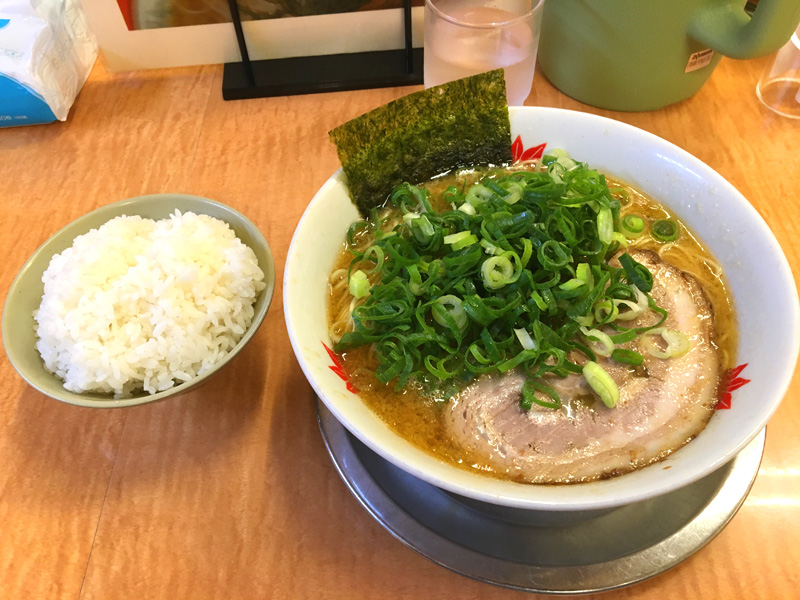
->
{"left": 0, "top": 73, "right": 57, "bottom": 127}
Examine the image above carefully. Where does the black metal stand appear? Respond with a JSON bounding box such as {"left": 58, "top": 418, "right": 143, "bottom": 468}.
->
{"left": 222, "top": 0, "right": 423, "bottom": 100}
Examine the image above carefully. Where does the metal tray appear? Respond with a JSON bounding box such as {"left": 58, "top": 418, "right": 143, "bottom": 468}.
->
{"left": 317, "top": 399, "right": 765, "bottom": 595}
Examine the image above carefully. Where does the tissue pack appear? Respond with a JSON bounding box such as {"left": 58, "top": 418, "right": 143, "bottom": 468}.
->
{"left": 0, "top": 0, "right": 96, "bottom": 128}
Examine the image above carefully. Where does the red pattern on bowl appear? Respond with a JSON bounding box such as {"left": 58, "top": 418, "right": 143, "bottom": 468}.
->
{"left": 323, "top": 342, "right": 358, "bottom": 394}
{"left": 717, "top": 364, "right": 751, "bottom": 409}
{"left": 512, "top": 135, "right": 547, "bottom": 163}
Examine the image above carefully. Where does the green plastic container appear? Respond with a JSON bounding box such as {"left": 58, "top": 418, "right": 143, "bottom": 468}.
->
{"left": 538, "top": 0, "right": 800, "bottom": 111}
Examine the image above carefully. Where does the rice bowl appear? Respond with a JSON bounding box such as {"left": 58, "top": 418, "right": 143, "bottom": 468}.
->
{"left": 3, "top": 194, "right": 275, "bottom": 408}
{"left": 35, "top": 211, "right": 265, "bottom": 397}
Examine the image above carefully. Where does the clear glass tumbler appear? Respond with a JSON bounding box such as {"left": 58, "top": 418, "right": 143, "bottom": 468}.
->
{"left": 756, "top": 24, "right": 800, "bottom": 119}
{"left": 424, "top": 0, "right": 545, "bottom": 106}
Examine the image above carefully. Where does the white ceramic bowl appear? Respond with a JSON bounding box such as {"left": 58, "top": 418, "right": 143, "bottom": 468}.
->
{"left": 284, "top": 107, "right": 799, "bottom": 511}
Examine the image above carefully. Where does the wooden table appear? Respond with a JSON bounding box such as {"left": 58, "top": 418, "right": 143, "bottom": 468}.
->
{"left": 1, "top": 56, "right": 798, "bottom": 600}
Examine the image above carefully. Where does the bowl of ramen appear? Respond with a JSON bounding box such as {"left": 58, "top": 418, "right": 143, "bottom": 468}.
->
{"left": 3, "top": 194, "right": 275, "bottom": 408}
{"left": 284, "top": 106, "right": 799, "bottom": 511}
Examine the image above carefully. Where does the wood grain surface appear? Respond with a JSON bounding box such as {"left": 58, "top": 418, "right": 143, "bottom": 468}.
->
{"left": 1, "top": 55, "right": 798, "bottom": 600}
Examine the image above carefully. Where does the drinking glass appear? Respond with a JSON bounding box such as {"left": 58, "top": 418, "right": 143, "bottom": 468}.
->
{"left": 756, "top": 24, "right": 800, "bottom": 119}
{"left": 424, "top": 0, "right": 544, "bottom": 106}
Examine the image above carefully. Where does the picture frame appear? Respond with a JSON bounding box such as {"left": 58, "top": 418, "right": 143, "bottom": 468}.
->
{"left": 81, "top": 0, "right": 424, "bottom": 72}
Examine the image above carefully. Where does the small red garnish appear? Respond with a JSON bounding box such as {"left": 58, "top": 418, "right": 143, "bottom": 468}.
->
{"left": 322, "top": 342, "right": 358, "bottom": 394}
{"left": 717, "top": 363, "right": 750, "bottom": 410}
{"left": 511, "top": 135, "right": 547, "bottom": 163}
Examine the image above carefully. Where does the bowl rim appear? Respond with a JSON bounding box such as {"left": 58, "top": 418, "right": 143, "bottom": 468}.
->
{"left": 2, "top": 193, "right": 276, "bottom": 408}
{"left": 284, "top": 106, "right": 800, "bottom": 510}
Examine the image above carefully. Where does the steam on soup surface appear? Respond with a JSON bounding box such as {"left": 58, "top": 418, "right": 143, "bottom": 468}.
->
{"left": 327, "top": 156, "right": 735, "bottom": 484}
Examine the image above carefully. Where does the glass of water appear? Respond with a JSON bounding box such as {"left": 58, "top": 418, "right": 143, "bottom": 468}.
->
{"left": 756, "top": 24, "right": 800, "bottom": 119}
{"left": 424, "top": 0, "right": 545, "bottom": 106}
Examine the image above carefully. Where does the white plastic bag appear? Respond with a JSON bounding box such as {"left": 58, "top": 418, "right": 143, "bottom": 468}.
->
{"left": 0, "top": 0, "right": 97, "bottom": 127}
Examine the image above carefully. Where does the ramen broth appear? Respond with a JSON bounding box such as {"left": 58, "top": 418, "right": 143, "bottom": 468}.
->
{"left": 327, "top": 165, "right": 736, "bottom": 482}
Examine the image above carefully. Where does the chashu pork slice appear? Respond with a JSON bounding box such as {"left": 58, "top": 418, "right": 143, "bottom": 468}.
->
{"left": 444, "top": 250, "right": 721, "bottom": 484}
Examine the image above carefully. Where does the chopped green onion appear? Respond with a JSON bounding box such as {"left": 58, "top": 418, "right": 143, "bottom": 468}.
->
{"left": 424, "top": 355, "right": 459, "bottom": 380}
{"left": 349, "top": 269, "right": 370, "bottom": 299}
{"left": 410, "top": 214, "right": 436, "bottom": 245}
{"left": 548, "top": 163, "right": 565, "bottom": 185}
{"left": 618, "top": 253, "right": 654, "bottom": 293}
{"left": 361, "top": 245, "right": 384, "bottom": 273}
{"left": 546, "top": 148, "right": 575, "bottom": 169}
{"left": 559, "top": 278, "right": 586, "bottom": 292}
{"left": 432, "top": 295, "right": 468, "bottom": 332}
{"left": 642, "top": 328, "right": 690, "bottom": 358}
{"left": 502, "top": 181, "right": 524, "bottom": 205}
{"left": 593, "top": 299, "right": 619, "bottom": 324}
{"left": 514, "top": 328, "right": 537, "bottom": 350}
{"left": 537, "top": 240, "right": 570, "bottom": 271}
{"left": 609, "top": 328, "right": 637, "bottom": 344}
{"left": 481, "top": 254, "right": 518, "bottom": 289}
{"left": 576, "top": 263, "right": 594, "bottom": 288}
{"left": 335, "top": 162, "right": 673, "bottom": 402}
{"left": 651, "top": 219, "right": 679, "bottom": 242}
{"left": 612, "top": 298, "right": 645, "bottom": 322}
{"left": 466, "top": 183, "right": 494, "bottom": 206}
{"left": 580, "top": 327, "right": 614, "bottom": 356}
{"left": 458, "top": 202, "right": 476, "bottom": 215}
{"left": 611, "top": 232, "right": 628, "bottom": 247}
{"left": 522, "top": 379, "right": 562, "bottom": 410}
{"left": 407, "top": 264, "right": 424, "bottom": 295}
{"left": 346, "top": 220, "right": 369, "bottom": 245}
{"left": 444, "top": 231, "right": 478, "bottom": 250}
{"left": 556, "top": 154, "right": 578, "bottom": 170}
{"left": 530, "top": 290, "right": 548, "bottom": 311}
{"left": 597, "top": 207, "right": 613, "bottom": 244}
{"left": 613, "top": 286, "right": 649, "bottom": 321}
{"left": 620, "top": 214, "right": 645, "bottom": 238}
{"left": 583, "top": 361, "right": 620, "bottom": 408}
{"left": 480, "top": 239, "right": 501, "bottom": 255}
{"left": 452, "top": 235, "right": 478, "bottom": 251}
{"left": 611, "top": 348, "right": 644, "bottom": 366}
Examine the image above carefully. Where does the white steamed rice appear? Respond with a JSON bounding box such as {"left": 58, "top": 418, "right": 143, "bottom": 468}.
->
{"left": 34, "top": 210, "right": 266, "bottom": 397}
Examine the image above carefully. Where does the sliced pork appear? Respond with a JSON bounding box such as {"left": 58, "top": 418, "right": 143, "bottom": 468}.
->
{"left": 444, "top": 250, "right": 721, "bottom": 483}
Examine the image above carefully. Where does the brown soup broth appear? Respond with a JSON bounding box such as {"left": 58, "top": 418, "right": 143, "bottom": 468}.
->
{"left": 327, "top": 167, "right": 737, "bottom": 479}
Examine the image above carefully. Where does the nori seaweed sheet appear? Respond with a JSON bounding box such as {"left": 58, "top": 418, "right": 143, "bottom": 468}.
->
{"left": 328, "top": 70, "right": 512, "bottom": 217}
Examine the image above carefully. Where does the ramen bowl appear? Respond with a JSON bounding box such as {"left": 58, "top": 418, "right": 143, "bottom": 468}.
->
{"left": 284, "top": 106, "right": 799, "bottom": 511}
{"left": 3, "top": 194, "right": 276, "bottom": 408}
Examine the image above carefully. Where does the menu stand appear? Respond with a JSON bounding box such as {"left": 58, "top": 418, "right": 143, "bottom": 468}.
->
{"left": 222, "top": 0, "right": 423, "bottom": 100}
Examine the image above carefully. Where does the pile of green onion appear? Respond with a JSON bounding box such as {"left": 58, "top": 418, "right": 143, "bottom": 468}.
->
{"left": 336, "top": 152, "right": 686, "bottom": 410}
